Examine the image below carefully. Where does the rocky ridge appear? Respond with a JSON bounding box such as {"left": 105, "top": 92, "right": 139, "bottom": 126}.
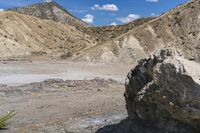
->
{"left": 80, "top": 17, "right": 155, "bottom": 45}
{"left": 7, "top": 1, "right": 90, "bottom": 28}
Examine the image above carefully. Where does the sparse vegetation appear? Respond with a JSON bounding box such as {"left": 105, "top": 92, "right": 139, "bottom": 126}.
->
{"left": 60, "top": 52, "right": 72, "bottom": 59}
{"left": 31, "top": 51, "right": 47, "bottom": 56}
{"left": 0, "top": 111, "right": 16, "bottom": 129}
{"left": 80, "top": 17, "right": 155, "bottom": 44}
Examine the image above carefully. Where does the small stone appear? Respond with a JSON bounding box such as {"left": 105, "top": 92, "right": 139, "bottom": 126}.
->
{"left": 97, "top": 89, "right": 102, "bottom": 92}
{"left": 170, "top": 102, "right": 174, "bottom": 106}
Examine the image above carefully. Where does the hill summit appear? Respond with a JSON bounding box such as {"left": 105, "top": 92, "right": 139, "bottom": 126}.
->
{"left": 7, "top": 1, "right": 90, "bottom": 28}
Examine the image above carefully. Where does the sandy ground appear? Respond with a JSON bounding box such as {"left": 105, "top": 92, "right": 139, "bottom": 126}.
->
{"left": 0, "top": 61, "right": 133, "bottom": 86}
{"left": 0, "top": 61, "right": 133, "bottom": 133}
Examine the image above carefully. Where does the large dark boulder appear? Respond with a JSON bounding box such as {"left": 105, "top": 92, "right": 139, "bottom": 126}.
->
{"left": 125, "top": 49, "right": 200, "bottom": 132}
{"left": 97, "top": 49, "right": 200, "bottom": 133}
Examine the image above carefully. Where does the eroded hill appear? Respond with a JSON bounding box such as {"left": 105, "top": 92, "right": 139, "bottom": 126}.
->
{"left": 0, "top": 11, "right": 95, "bottom": 59}
{"left": 7, "top": 1, "right": 90, "bottom": 28}
{"left": 80, "top": 17, "right": 155, "bottom": 45}
{"left": 73, "top": 0, "right": 200, "bottom": 64}
{"left": 1, "top": 0, "right": 200, "bottom": 64}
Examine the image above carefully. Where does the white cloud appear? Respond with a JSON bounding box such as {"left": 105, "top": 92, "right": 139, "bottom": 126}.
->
{"left": 116, "top": 14, "right": 140, "bottom": 23}
{"left": 91, "top": 4, "right": 118, "bottom": 12}
{"left": 69, "top": 9, "right": 87, "bottom": 13}
{"left": 0, "top": 9, "right": 4, "bottom": 11}
{"left": 151, "top": 13, "right": 156, "bottom": 16}
{"left": 82, "top": 14, "right": 94, "bottom": 24}
{"left": 151, "top": 13, "right": 159, "bottom": 17}
{"left": 111, "top": 22, "right": 117, "bottom": 26}
{"left": 44, "top": 0, "right": 53, "bottom": 2}
{"left": 146, "top": 0, "right": 159, "bottom": 3}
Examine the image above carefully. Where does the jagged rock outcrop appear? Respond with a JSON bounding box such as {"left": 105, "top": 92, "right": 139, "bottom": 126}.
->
{"left": 124, "top": 49, "right": 200, "bottom": 132}
{"left": 97, "top": 49, "right": 200, "bottom": 133}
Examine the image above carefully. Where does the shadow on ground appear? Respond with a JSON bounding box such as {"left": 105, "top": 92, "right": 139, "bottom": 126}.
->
{"left": 0, "top": 128, "right": 8, "bottom": 131}
{"left": 96, "top": 118, "right": 197, "bottom": 133}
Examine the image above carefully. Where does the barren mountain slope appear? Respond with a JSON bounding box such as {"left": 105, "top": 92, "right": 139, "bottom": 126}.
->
{"left": 0, "top": 11, "right": 95, "bottom": 59}
{"left": 2, "top": 0, "right": 199, "bottom": 64}
{"left": 9, "top": 1, "right": 154, "bottom": 45}
{"left": 80, "top": 17, "right": 155, "bottom": 45}
{"left": 74, "top": 0, "right": 200, "bottom": 64}
{"left": 4, "top": 1, "right": 156, "bottom": 63}
{"left": 7, "top": 1, "right": 89, "bottom": 28}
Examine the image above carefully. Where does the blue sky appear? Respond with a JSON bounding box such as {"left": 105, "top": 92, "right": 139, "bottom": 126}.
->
{"left": 0, "top": 0, "right": 189, "bottom": 26}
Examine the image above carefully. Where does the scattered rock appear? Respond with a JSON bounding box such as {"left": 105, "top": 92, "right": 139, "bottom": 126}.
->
{"left": 97, "top": 89, "right": 102, "bottom": 92}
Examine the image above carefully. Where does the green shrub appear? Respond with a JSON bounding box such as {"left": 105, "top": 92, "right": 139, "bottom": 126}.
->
{"left": 0, "top": 111, "right": 16, "bottom": 129}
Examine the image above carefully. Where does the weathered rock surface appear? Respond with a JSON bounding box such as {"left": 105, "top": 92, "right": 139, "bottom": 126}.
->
{"left": 97, "top": 49, "right": 200, "bottom": 133}
{"left": 124, "top": 49, "right": 200, "bottom": 132}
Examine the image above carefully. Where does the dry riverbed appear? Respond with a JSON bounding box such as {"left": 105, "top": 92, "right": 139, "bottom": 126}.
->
{"left": 0, "top": 61, "right": 132, "bottom": 133}
{"left": 0, "top": 61, "right": 132, "bottom": 86}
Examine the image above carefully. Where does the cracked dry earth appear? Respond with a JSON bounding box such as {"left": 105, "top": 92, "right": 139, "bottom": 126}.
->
{"left": 0, "top": 62, "right": 131, "bottom": 133}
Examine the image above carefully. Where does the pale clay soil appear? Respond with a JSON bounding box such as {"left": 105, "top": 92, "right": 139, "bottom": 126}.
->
{"left": 0, "top": 61, "right": 133, "bottom": 133}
